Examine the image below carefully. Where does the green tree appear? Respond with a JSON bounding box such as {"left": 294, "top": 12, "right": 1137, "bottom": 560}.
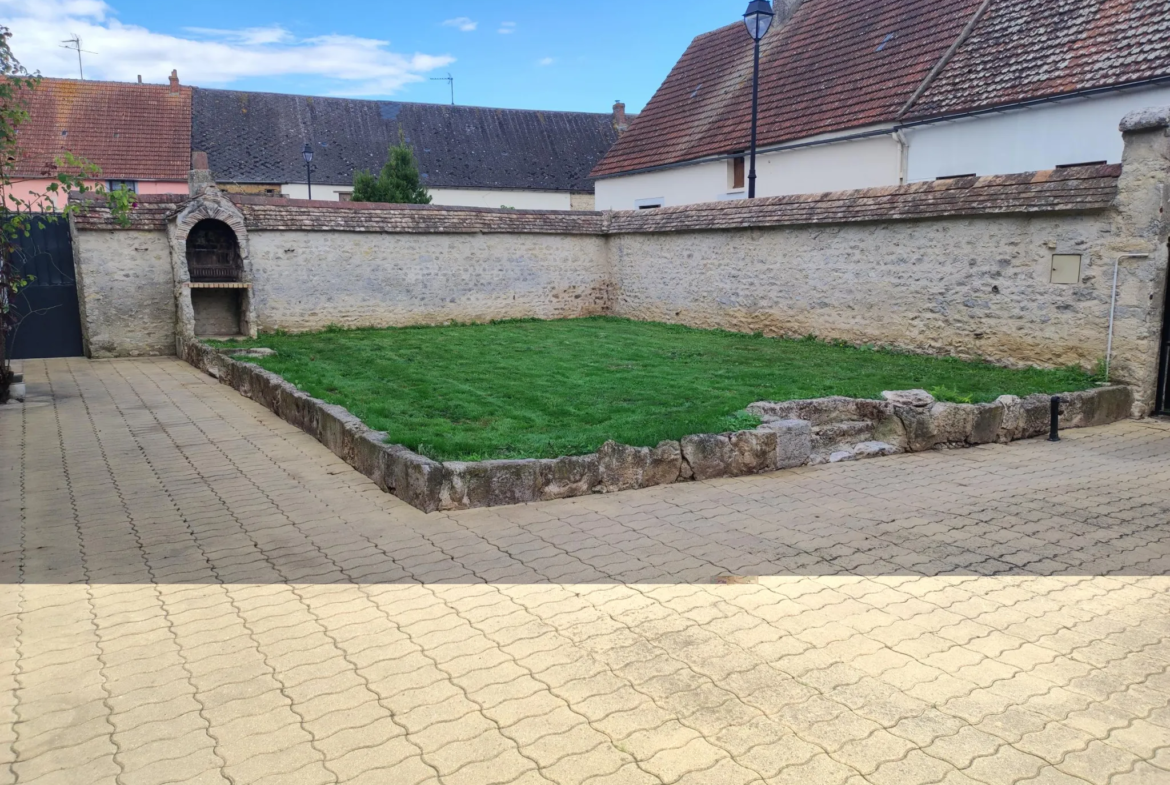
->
{"left": 0, "top": 26, "right": 134, "bottom": 401}
{"left": 351, "top": 134, "right": 431, "bottom": 205}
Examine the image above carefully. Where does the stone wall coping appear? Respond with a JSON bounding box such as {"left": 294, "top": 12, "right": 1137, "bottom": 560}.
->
{"left": 1120, "top": 105, "right": 1170, "bottom": 132}
{"left": 181, "top": 337, "right": 1135, "bottom": 513}
{"left": 71, "top": 164, "right": 1121, "bottom": 234}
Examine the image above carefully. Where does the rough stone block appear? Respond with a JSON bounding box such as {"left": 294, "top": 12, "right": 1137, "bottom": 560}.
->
{"left": 541, "top": 454, "right": 601, "bottom": 500}
{"left": 597, "top": 441, "right": 647, "bottom": 492}
{"left": 353, "top": 431, "right": 391, "bottom": 486}
{"left": 681, "top": 433, "right": 734, "bottom": 481}
{"left": 596, "top": 440, "right": 681, "bottom": 492}
{"left": 931, "top": 403, "right": 978, "bottom": 445}
{"left": 644, "top": 441, "right": 683, "bottom": 487}
{"left": 1061, "top": 386, "right": 1134, "bottom": 428}
{"left": 1021, "top": 394, "right": 1054, "bottom": 439}
{"left": 749, "top": 397, "right": 895, "bottom": 426}
{"left": 895, "top": 406, "right": 937, "bottom": 452}
{"left": 969, "top": 402, "right": 1005, "bottom": 445}
{"left": 441, "top": 460, "right": 545, "bottom": 511}
{"left": 853, "top": 441, "right": 898, "bottom": 458}
{"left": 881, "top": 389, "right": 935, "bottom": 408}
{"left": 384, "top": 447, "right": 445, "bottom": 513}
{"left": 765, "top": 419, "right": 813, "bottom": 468}
{"left": 729, "top": 429, "right": 779, "bottom": 475}
{"left": 317, "top": 404, "right": 366, "bottom": 463}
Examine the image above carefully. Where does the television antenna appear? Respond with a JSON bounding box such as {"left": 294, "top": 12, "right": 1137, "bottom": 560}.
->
{"left": 60, "top": 35, "right": 97, "bottom": 80}
{"left": 431, "top": 73, "right": 454, "bottom": 105}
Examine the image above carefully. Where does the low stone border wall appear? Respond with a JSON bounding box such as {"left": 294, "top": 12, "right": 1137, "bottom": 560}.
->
{"left": 182, "top": 339, "right": 1135, "bottom": 512}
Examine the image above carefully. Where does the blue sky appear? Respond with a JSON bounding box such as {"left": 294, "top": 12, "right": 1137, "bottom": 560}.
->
{"left": 2, "top": 0, "right": 757, "bottom": 113}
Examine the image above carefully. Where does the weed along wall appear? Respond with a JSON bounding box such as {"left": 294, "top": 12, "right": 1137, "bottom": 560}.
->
{"left": 70, "top": 108, "right": 1170, "bottom": 411}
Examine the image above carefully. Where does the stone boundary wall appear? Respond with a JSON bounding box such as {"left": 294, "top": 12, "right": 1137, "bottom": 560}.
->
{"left": 70, "top": 111, "right": 1170, "bottom": 408}
{"left": 182, "top": 337, "right": 1134, "bottom": 512}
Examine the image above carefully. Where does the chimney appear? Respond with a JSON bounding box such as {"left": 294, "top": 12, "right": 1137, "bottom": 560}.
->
{"left": 169, "top": 69, "right": 180, "bottom": 94}
{"left": 189, "top": 150, "right": 215, "bottom": 196}
{"left": 137, "top": 75, "right": 142, "bottom": 84}
{"left": 612, "top": 101, "right": 629, "bottom": 135}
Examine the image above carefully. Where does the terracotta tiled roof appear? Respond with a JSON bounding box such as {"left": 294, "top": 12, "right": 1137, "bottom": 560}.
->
{"left": 905, "top": 0, "right": 1170, "bottom": 120}
{"left": 72, "top": 165, "right": 1118, "bottom": 232}
{"left": 11, "top": 77, "right": 192, "bottom": 181}
{"left": 592, "top": 0, "right": 985, "bottom": 178}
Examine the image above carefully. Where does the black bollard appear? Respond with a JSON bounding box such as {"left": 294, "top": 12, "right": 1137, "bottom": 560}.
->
{"left": 1048, "top": 396, "right": 1062, "bottom": 442}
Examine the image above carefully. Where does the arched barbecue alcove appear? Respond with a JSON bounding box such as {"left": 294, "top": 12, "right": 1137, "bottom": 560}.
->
{"left": 185, "top": 219, "right": 246, "bottom": 337}
{"left": 186, "top": 219, "right": 243, "bottom": 283}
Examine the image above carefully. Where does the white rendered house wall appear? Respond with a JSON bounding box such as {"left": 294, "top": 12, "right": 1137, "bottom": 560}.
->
{"left": 281, "top": 183, "right": 573, "bottom": 210}
{"left": 904, "top": 86, "right": 1170, "bottom": 182}
{"left": 594, "top": 133, "right": 900, "bottom": 211}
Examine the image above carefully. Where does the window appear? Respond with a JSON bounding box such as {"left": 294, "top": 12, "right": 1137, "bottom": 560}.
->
{"left": 107, "top": 180, "right": 137, "bottom": 193}
{"left": 635, "top": 197, "right": 665, "bottom": 210}
{"left": 338, "top": 191, "right": 353, "bottom": 202}
{"left": 1056, "top": 161, "right": 1107, "bottom": 169}
{"left": 936, "top": 173, "right": 976, "bottom": 181}
{"left": 729, "top": 156, "right": 746, "bottom": 191}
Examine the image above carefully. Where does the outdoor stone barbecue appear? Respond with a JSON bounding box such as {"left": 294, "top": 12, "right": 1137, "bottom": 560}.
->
{"left": 185, "top": 339, "right": 1133, "bottom": 512}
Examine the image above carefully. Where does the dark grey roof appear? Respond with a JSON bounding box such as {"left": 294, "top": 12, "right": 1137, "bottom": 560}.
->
{"left": 192, "top": 87, "right": 621, "bottom": 193}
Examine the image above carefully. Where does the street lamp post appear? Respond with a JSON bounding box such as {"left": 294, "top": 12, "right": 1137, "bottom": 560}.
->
{"left": 303, "top": 143, "right": 314, "bottom": 200}
{"left": 743, "top": 0, "right": 774, "bottom": 199}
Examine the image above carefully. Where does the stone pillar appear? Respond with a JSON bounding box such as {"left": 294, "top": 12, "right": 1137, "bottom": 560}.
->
{"left": 1109, "top": 107, "right": 1170, "bottom": 415}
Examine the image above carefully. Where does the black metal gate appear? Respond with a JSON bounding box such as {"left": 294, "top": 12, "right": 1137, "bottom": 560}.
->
{"left": 3, "top": 219, "right": 85, "bottom": 360}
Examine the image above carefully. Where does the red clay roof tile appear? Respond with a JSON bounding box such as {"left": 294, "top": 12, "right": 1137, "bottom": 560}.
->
{"left": 906, "top": 0, "right": 1170, "bottom": 119}
{"left": 592, "top": 0, "right": 985, "bottom": 178}
{"left": 11, "top": 77, "right": 192, "bottom": 181}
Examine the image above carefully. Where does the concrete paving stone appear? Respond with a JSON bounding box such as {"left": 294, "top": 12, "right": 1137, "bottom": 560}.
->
{"left": 8, "top": 359, "right": 1170, "bottom": 785}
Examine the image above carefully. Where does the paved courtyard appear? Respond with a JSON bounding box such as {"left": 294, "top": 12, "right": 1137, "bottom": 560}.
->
{"left": 2, "top": 358, "right": 1170, "bottom": 785}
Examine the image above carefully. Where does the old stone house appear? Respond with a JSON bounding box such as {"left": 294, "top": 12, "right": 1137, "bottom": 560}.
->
{"left": 192, "top": 88, "right": 628, "bottom": 210}
{"left": 593, "top": 0, "right": 1170, "bottom": 210}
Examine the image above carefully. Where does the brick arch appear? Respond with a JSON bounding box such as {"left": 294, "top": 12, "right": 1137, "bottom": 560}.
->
{"left": 172, "top": 199, "right": 249, "bottom": 250}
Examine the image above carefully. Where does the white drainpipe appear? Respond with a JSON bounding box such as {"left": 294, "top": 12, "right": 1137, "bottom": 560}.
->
{"left": 1107, "top": 252, "right": 1151, "bottom": 382}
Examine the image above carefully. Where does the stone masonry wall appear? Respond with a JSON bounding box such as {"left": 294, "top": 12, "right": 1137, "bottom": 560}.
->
{"left": 246, "top": 231, "right": 610, "bottom": 332}
{"left": 71, "top": 228, "right": 177, "bottom": 358}
{"left": 610, "top": 213, "right": 1115, "bottom": 369}
{"left": 69, "top": 113, "right": 1170, "bottom": 408}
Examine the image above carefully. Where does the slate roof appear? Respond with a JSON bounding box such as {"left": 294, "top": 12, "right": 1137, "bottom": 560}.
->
{"left": 905, "top": 0, "right": 1170, "bottom": 120}
{"left": 11, "top": 77, "right": 192, "bottom": 181}
{"left": 73, "top": 164, "right": 1119, "bottom": 232}
{"left": 593, "top": 0, "right": 1170, "bottom": 178}
{"left": 592, "top": 0, "right": 984, "bottom": 177}
{"left": 192, "top": 88, "right": 622, "bottom": 193}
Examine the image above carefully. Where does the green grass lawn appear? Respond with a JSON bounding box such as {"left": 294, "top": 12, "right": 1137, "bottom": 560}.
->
{"left": 217, "top": 317, "right": 1096, "bottom": 461}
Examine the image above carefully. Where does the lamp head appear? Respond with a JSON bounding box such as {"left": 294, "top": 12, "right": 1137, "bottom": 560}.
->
{"left": 744, "top": 0, "right": 775, "bottom": 41}
{"left": 302, "top": 143, "right": 314, "bottom": 163}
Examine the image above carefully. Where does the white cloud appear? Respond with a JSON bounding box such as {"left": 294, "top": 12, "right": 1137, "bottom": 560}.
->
{"left": 498, "top": 22, "right": 516, "bottom": 34}
{"left": 537, "top": 57, "right": 555, "bottom": 67}
{"left": 442, "top": 17, "right": 477, "bottom": 32}
{"left": 0, "top": 0, "right": 455, "bottom": 96}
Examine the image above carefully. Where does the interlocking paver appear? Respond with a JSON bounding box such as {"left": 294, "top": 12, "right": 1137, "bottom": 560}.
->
{"left": 4, "top": 357, "right": 1170, "bottom": 785}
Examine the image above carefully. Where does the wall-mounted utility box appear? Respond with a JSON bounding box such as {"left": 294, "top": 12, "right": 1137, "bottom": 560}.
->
{"left": 1050, "top": 254, "right": 1083, "bottom": 284}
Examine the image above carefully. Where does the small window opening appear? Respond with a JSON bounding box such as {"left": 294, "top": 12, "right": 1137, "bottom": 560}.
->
{"left": 338, "top": 191, "right": 353, "bottom": 202}
{"left": 635, "top": 197, "right": 665, "bottom": 210}
{"left": 936, "top": 173, "right": 977, "bottom": 180}
{"left": 108, "top": 180, "right": 137, "bottom": 193}
{"left": 1056, "top": 161, "right": 1107, "bottom": 169}
{"left": 186, "top": 219, "right": 243, "bottom": 283}
{"left": 729, "top": 156, "right": 746, "bottom": 190}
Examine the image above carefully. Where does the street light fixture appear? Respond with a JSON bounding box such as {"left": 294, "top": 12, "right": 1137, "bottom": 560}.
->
{"left": 743, "top": 0, "right": 774, "bottom": 199}
{"left": 303, "top": 143, "right": 314, "bottom": 200}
